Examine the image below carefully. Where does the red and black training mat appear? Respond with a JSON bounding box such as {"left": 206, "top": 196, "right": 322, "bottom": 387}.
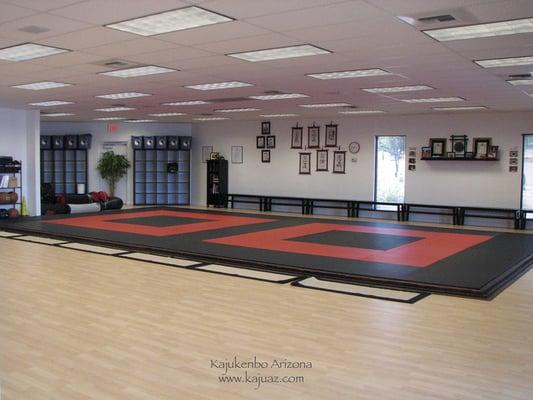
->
{"left": 1, "top": 206, "right": 532, "bottom": 299}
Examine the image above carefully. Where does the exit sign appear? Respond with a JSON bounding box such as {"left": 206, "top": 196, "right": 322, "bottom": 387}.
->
{"left": 107, "top": 123, "right": 119, "bottom": 133}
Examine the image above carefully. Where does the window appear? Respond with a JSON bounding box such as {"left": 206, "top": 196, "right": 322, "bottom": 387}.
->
{"left": 522, "top": 135, "right": 533, "bottom": 211}
{"left": 374, "top": 135, "right": 406, "bottom": 206}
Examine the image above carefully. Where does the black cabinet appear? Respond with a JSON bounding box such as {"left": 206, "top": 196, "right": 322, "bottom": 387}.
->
{"left": 207, "top": 159, "right": 228, "bottom": 207}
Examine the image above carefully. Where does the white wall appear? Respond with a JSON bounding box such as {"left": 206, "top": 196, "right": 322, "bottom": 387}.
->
{"left": 0, "top": 107, "right": 40, "bottom": 215}
{"left": 191, "top": 111, "right": 533, "bottom": 210}
{"left": 41, "top": 122, "right": 191, "bottom": 203}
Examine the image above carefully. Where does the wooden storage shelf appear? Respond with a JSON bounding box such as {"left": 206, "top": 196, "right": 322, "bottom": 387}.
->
{"left": 421, "top": 157, "right": 500, "bottom": 161}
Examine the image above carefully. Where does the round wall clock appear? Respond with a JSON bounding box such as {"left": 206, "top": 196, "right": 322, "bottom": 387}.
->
{"left": 349, "top": 141, "right": 360, "bottom": 154}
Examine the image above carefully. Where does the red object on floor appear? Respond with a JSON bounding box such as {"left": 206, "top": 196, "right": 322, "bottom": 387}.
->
{"left": 45, "top": 209, "right": 274, "bottom": 236}
{"left": 205, "top": 222, "right": 492, "bottom": 267}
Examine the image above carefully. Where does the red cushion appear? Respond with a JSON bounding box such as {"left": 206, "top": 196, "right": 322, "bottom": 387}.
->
{"left": 98, "top": 191, "right": 109, "bottom": 202}
{"left": 90, "top": 192, "right": 100, "bottom": 202}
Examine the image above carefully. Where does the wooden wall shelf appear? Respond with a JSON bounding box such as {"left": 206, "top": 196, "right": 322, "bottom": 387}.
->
{"left": 420, "top": 157, "right": 499, "bottom": 161}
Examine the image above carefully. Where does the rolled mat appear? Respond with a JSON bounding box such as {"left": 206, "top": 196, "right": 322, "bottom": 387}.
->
{"left": 102, "top": 197, "right": 124, "bottom": 210}
{"left": 67, "top": 202, "right": 102, "bottom": 214}
{"left": 65, "top": 193, "right": 93, "bottom": 204}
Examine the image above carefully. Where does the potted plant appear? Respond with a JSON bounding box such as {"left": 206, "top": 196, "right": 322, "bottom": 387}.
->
{"left": 96, "top": 151, "right": 130, "bottom": 197}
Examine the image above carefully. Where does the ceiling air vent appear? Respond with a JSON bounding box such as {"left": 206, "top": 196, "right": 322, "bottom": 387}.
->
{"left": 263, "top": 90, "right": 284, "bottom": 95}
{"left": 91, "top": 59, "right": 140, "bottom": 69}
{"left": 418, "top": 14, "right": 456, "bottom": 23}
{"left": 509, "top": 73, "right": 532, "bottom": 78}
{"left": 19, "top": 25, "right": 51, "bottom": 34}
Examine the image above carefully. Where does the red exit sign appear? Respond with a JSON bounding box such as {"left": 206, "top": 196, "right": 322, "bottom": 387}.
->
{"left": 107, "top": 123, "right": 119, "bottom": 133}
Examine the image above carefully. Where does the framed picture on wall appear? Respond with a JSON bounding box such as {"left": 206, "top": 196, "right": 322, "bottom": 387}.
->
{"left": 333, "top": 151, "right": 346, "bottom": 174}
{"left": 256, "top": 136, "right": 265, "bottom": 148}
{"left": 487, "top": 145, "right": 499, "bottom": 159}
{"left": 316, "top": 150, "right": 328, "bottom": 171}
{"left": 261, "top": 149, "right": 270, "bottom": 163}
{"left": 429, "top": 138, "right": 446, "bottom": 157}
{"left": 291, "top": 126, "right": 303, "bottom": 149}
{"left": 261, "top": 121, "right": 270, "bottom": 135}
{"left": 325, "top": 124, "right": 338, "bottom": 147}
{"left": 231, "top": 146, "right": 243, "bottom": 164}
{"left": 201, "top": 146, "right": 213, "bottom": 163}
{"left": 473, "top": 138, "right": 491, "bottom": 159}
{"left": 421, "top": 147, "right": 431, "bottom": 159}
{"left": 308, "top": 125, "right": 320, "bottom": 148}
{"left": 299, "top": 152, "right": 311, "bottom": 174}
{"left": 266, "top": 135, "right": 276, "bottom": 149}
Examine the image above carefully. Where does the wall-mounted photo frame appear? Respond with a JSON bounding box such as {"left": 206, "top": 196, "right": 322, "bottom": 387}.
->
{"left": 408, "top": 157, "right": 417, "bottom": 163}
{"left": 429, "top": 138, "right": 446, "bottom": 157}
{"left": 487, "top": 145, "right": 499, "bottom": 159}
{"left": 261, "top": 149, "right": 270, "bottom": 163}
{"left": 256, "top": 136, "right": 265, "bottom": 148}
{"left": 261, "top": 121, "right": 270, "bottom": 135}
{"left": 291, "top": 126, "right": 303, "bottom": 149}
{"left": 510, "top": 166, "right": 518, "bottom": 172}
{"left": 408, "top": 164, "right": 416, "bottom": 171}
{"left": 510, "top": 150, "right": 518, "bottom": 158}
{"left": 473, "top": 137, "right": 491, "bottom": 159}
{"left": 325, "top": 123, "right": 338, "bottom": 147}
{"left": 266, "top": 135, "right": 276, "bottom": 149}
{"left": 231, "top": 145, "right": 243, "bottom": 164}
{"left": 316, "top": 149, "right": 328, "bottom": 171}
{"left": 421, "top": 147, "right": 431, "bottom": 159}
{"left": 308, "top": 125, "right": 320, "bottom": 149}
{"left": 465, "top": 152, "right": 474, "bottom": 159}
{"left": 333, "top": 151, "right": 346, "bottom": 174}
{"left": 509, "top": 158, "right": 518, "bottom": 165}
{"left": 299, "top": 152, "right": 311, "bottom": 174}
{"left": 201, "top": 146, "right": 213, "bottom": 163}
{"left": 450, "top": 134, "right": 468, "bottom": 158}
{"left": 446, "top": 152, "right": 455, "bottom": 159}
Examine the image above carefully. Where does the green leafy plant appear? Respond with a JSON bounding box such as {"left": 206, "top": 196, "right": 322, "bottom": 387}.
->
{"left": 96, "top": 151, "right": 130, "bottom": 197}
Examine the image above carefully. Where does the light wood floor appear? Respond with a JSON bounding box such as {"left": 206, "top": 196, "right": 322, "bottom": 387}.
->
{"left": 1, "top": 236, "right": 533, "bottom": 399}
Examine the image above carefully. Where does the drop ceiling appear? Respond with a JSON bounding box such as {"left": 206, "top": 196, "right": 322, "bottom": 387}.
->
{"left": 0, "top": 0, "right": 531, "bottom": 122}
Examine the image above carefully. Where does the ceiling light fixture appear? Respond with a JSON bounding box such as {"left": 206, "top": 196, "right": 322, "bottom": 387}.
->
{"left": 362, "top": 85, "right": 433, "bottom": 93}
{"left": 260, "top": 114, "right": 299, "bottom": 117}
{"left": 148, "top": 112, "right": 186, "bottom": 116}
{"left": 0, "top": 43, "right": 69, "bottom": 61}
{"left": 94, "top": 107, "right": 135, "bottom": 112}
{"left": 475, "top": 56, "right": 533, "bottom": 68}
{"left": 507, "top": 79, "right": 533, "bottom": 85}
{"left": 93, "top": 117, "right": 127, "bottom": 120}
{"left": 99, "top": 65, "right": 176, "bottom": 78}
{"left": 185, "top": 81, "right": 253, "bottom": 90}
{"left": 125, "top": 119, "right": 156, "bottom": 123}
{"left": 194, "top": 117, "right": 229, "bottom": 121}
{"left": 338, "top": 110, "right": 385, "bottom": 114}
{"left": 12, "top": 81, "right": 72, "bottom": 90}
{"left": 401, "top": 97, "right": 464, "bottom": 103}
{"left": 105, "top": 6, "right": 233, "bottom": 36}
{"left": 96, "top": 92, "right": 151, "bottom": 99}
{"left": 28, "top": 100, "right": 74, "bottom": 106}
{"left": 162, "top": 100, "right": 211, "bottom": 105}
{"left": 423, "top": 17, "right": 533, "bottom": 42}
{"left": 306, "top": 69, "right": 392, "bottom": 80}
{"left": 299, "top": 103, "right": 352, "bottom": 108}
{"left": 41, "top": 113, "right": 75, "bottom": 117}
{"left": 249, "top": 93, "right": 308, "bottom": 100}
{"left": 433, "top": 106, "right": 488, "bottom": 111}
{"left": 228, "top": 44, "right": 331, "bottom": 62}
{"left": 215, "top": 108, "right": 259, "bottom": 113}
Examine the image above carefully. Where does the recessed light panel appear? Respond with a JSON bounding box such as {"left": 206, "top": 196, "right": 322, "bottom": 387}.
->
{"left": 41, "top": 113, "right": 75, "bottom": 117}
{"left": 249, "top": 93, "right": 308, "bottom": 100}
{"left": 306, "top": 69, "right": 392, "bottom": 80}
{"left": 194, "top": 117, "right": 229, "bottom": 121}
{"left": 228, "top": 44, "right": 331, "bottom": 62}
{"left": 105, "top": 6, "right": 233, "bottom": 36}
{"left": 338, "top": 110, "right": 385, "bottom": 114}
{"left": 99, "top": 65, "right": 176, "bottom": 78}
{"left": 28, "top": 100, "right": 74, "bottom": 106}
{"left": 0, "top": 43, "right": 69, "bottom": 61}
{"left": 94, "top": 107, "right": 135, "bottom": 112}
{"left": 96, "top": 92, "right": 151, "bottom": 99}
{"left": 424, "top": 18, "right": 533, "bottom": 42}
{"left": 12, "top": 81, "right": 72, "bottom": 90}
{"left": 215, "top": 108, "right": 259, "bottom": 113}
{"left": 162, "top": 100, "right": 211, "bottom": 105}
{"left": 260, "top": 114, "right": 299, "bottom": 117}
{"left": 475, "top": 56, "right": 533, "bottom": 68}
{"left": 433, "top": 106, "right": 488, "bottom": 111}
{"left": 401, "top": 97, "right": 464, "bottom": 103}
{"left": 363, "top": 85, "right": 433, "bottom": 93}
{"left": 149, "top": 112, "right": 186, "bottom": 116}
{"left": 508, "top": 79, "right": 533, "bottom": 85}
{"left": 185, "top": 81, "right": 253, "bottom": 90}
{"left": 300, "top": 103, "right": 352, "bottom": 108}
{"left": 94, "top": 117, "right": 127, "bottom": 120}
{"left": 125, "top": 119, "right": 156, "bottom": 123}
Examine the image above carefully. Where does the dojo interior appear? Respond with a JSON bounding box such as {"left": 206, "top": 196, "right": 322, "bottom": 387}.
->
{"left": 1, "top": 1, "right": 533, "bottom": 399}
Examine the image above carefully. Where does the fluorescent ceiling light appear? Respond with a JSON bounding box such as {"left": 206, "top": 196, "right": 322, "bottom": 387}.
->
{"left": 260, "top": 114, "right": 299, "bottom": 117}
{"left": 162, "top": 100, "right": 211, "bottom": 105}
{"left": 363, "top": 85, "right": 433, "bottom": 94}
{"left": 215, "top": 108, "right": 259, "bottom": 113}
{"left": 306, "top": 69, "right": 392, "bottom": 80}
{"left": 402, "top": 97, "right": 464, "bottom": 103}
{"left": 94, "top": 107, "right": 135, "bottom": 112}
{"left": 433, "top": 106, "right": 488, "bottom": 111}
{"left": 194, "top": 117, "right": 229, "bottom": 121}
{"left": 93, "top": 117, "right": 127, "bottom": 121}
{"left": 105, "top": 6, "right": 233, "bottom": 36}
{"left": 423, "top": 18, "right": 533, "bottom": 42}
{"left": 475, "top": 56, "right": 533, "bottom": 68}
{"left": 249, "top": 93, "right": 308, "bottom": 100}
{"left": 228, "top": 44, "right": 331, "bottom": 62}
{"left": 185, "top": 81, "right": 253, "bottom": 90}
{"left": 339, "top": 110, "right": 385, "bottom": 114}
{"left": 96, "top": 92, "right": 151, "bottom": 99}
{"left": 28, "top": 100, "right": 74, "bottom": 106}
{"left": 125, "top": 119, "right": 156, "bottom": 123}
{"left": 299, "top": 103, "right": 352, "bottom": 108}
{"left": 99, "top": 65, "right": 176, "bottom": 78}
{"left": 0, "top": 43, "right": 69, "bottom": 61}
{"left": 12, "top": 81, "right": 72, "bottom": 90}
{"left": 148, "top": 112, "right": 186, "bottom": 116}
{"left": 41, "top": 113, "right": 75, "bottom": 117}
{"left": 508, "top": 79, "right": 533, "bottom": 85}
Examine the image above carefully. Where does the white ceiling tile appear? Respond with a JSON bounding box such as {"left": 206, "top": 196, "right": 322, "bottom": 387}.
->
{"left": 83, "top": 38, "right": 178, "bottom": 57}
{"left": 0, "top": 13, "right": 92, "bottom": 41}
{"left": 124, "top": 46, "right": 215, "bottom": 64}
{"left": 0, "top": 2, "right": 38, "bottom": 23}
{"left": 38, "top": 27, "right": 139, "bottom": 50}
{"left": 195, "top": 33, "right": 300, "bottom": 54}
{"left": 1, "top": 0, "right": 87, "bottom": 12}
